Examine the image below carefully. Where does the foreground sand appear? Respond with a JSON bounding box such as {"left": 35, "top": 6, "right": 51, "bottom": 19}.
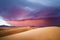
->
{"left": 0, "top": 27, "right": 60, "bottom": 40}
{"left": 0, "top": 27, "right": 32, "bottom": 37}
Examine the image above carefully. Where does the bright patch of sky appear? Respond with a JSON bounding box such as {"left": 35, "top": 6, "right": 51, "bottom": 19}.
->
{"left": 27, "top": 0, "right": 60, "bottom": 7}
{"left": 0, "top": 16, "right": 11, "bottom": 26}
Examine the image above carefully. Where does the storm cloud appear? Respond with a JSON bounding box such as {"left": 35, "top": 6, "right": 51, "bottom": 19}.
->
{"left": 0, "top": 0, "right": 60, "bottom": 20}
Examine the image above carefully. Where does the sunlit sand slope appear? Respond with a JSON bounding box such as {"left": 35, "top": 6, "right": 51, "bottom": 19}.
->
{"left": 0, "top": 27, "right": 60, "bottom": 40}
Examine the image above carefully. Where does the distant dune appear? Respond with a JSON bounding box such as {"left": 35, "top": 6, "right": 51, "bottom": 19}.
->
{"left": 0, "top": 27, "right": 60, "bottom": 40}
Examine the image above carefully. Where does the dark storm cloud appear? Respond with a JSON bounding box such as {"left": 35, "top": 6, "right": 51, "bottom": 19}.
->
{"left": 0, "top": 0, "right": 60, "bottom": 20}
{"left": 0, "top": 0, "right": 44, "bottom": 20}
{"left": 0, "top": 0, "right": 29, "bottom": 20}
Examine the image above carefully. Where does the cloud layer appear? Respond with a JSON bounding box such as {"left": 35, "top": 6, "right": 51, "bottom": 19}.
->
{"left": 0, "top": 0, "right": 60, "bottom": 20}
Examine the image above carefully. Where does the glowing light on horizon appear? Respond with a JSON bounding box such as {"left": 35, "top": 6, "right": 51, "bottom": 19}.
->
{"left": 0, "top": 16, "right": 11, "bottom": 26}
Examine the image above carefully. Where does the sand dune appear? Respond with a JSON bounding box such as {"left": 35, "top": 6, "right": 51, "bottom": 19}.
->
{"left": 0, "top": 27, "right": 60, "bottom": 40}
{"left": 0, "top": 27, "right": 32, "bottom": 37}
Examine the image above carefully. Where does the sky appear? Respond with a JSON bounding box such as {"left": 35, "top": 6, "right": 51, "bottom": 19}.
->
{"left": 0, "top": 16, "right": 11, "bottom": 26}
{"left": 27, "top": 0, "right": 60, "bottom": 7}
{"left": 0, "top": 0, "right": 60, "bottom": 26}
{"left": 0, "top": 0, "right": 60, "bottom": 21}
